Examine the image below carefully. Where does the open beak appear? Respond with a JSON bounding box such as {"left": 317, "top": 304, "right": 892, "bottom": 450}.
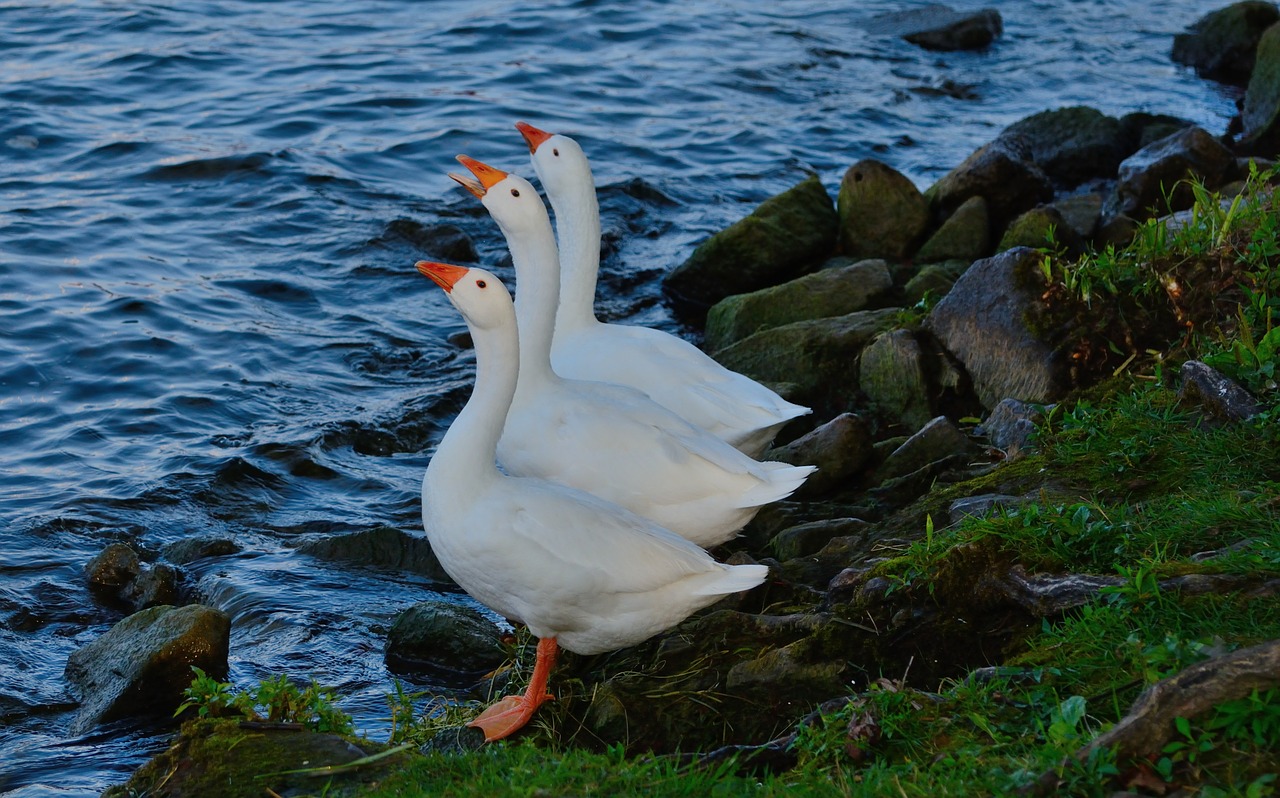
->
{"left": 416, "top": 260, "right": 470, "bottom": 293}
{"left": 448, "top": 155, "right": 508, "bottom": 199}
{"left": 515, "top": 121, "right": 554, "bottom": 154}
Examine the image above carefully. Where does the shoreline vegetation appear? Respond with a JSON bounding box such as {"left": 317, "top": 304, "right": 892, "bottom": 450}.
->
{"left": 96, "top": 4, "right": 1280, "bottom": 796}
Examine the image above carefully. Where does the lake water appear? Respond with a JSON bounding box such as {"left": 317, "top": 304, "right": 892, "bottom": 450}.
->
{"left": 0, "top": 1, "right": 1237, "bottom": 794}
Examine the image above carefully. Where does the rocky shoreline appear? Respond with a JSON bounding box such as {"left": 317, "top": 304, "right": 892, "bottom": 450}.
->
{"left": 72, "top": 4, "right": 1280, "bottom": 795}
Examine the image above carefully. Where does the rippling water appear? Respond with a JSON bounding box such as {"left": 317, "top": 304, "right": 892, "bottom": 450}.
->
{"left": 0, "top": 1, "right": 1236, "bottom": 794}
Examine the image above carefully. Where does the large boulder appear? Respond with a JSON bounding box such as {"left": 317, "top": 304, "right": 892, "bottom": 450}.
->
{"left": 924, "top": 139, "right": 1054, "bottom": 235}
{"left": 925, "top": 247, "right": 1068, "bottom": 409}
{"left": 997, "top": 107, "right": 1127, "bottom": 188}
{"left": 836, "top": 160, "right": 930, "bottom": 260}
{"left": 712, "top": 308, "right": 900, "bottom": 414}
{"left": 384, "top": 600, "right": 506, "bottom": 681}
{"left": 703, "top": 259, "right": 893, "bottom": 352}
{"left": 866, "top": 5, "right": 1003, "bottom": 51}
{"left": 65, "top": 604, "right": 230, "bottom": 734}
{"left": 1107, "top": 127, "right": 1234, "bottom": 221}
{"left": 914, "top": 195, "right": 990, "bottom": 264}
{"left": 663, "top": 174, "right": 838, "bottom": 313}
{"left": 858, "top": 329, "right": 934, "bottom": 432}
{"left": 1172, "top": 2, "right": 1280, "bottom": 86}
{"left": 1243, "top": 22, "right": 1280, "bottom": 152}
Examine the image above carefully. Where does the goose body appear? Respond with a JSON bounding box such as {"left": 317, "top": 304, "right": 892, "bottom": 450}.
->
{"left": 416, "top": 260, "right": 767, "bottom": 739}
{"left": 450, "top": 157, "right": 813, "bottom": 548}
{"left": 516, "top": 123, "right": 811, "bottom": 457}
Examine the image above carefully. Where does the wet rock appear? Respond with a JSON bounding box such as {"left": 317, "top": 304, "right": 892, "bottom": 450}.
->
{"left": 1172, "top": 2, "right": 1280, "bottom": 86}
{"left": 664, "top": 174, "right": 837, "bottom": 313}
{"left": 877, "top": 416, "right": 974, "bottom": 483}
{"left": 1177, "top": 360, "right": 1263, "bottom": 421}
{"left": 914, "top": 195, "right": 990, "bottom": 264}
{"left": 65, "top": 604, "right": 230, "bottom": 734}
{"left": 836, "top": 160, "right": 929, "bottom": 261}
{"left": 296, "top": 525, "right": 451, "bottom": 583}
{"left": 1119, "top": 112, "right": 1194, "bottom": 150}
{"left": 1051, "top": 192, "right": 1104, "bottom": 241}
{"left": 998, "top": 107, "right": 1127, "bottom": 188}
{"left": 385, "top": 600, "right": 505, "bottom": 681}
{"left": 904, "top": 259, "right": 969, "bottom": 305}
{"left": 866, "top": 5, "right": 1003, "bottom": 51}
{"left": 997, "top": 205, "right": 1083, "bottom": 255}
{"left": 85, "top": 543, "right": 180, "bottom": 612}
{"left": 162, "top": 536, "right": 241, "bottom": 565}
{"left": 419, "top": 725, "right": 487, "bottom": 755}
{"left": 765, "top": 412, "right": 875, "bottom": 496}
{"left": 1107, "top": 126, "right": 1234, "bottom": 221}
{"left": 703, "top": 258, "right": 893, "bottom": 352}
{"left": 859, "top": 330, "right": 933, "bottom": 432}
{"left": 924, "top": 139, "right": 1054, "bottom": 234}
{"left": 925, "top": 247, "right": 1069, "bottom": 409}
{"left": 978, "top": 397, "right": 1045, "bottom": 456}
{"left": 771, "top": 517, "right": 870, "bottom": 561}
{"left": 712, "top": 308, "right": 900, "bottom": 413}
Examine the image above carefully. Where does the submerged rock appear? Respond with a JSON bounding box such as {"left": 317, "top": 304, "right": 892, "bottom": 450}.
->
{"left": 1172, "top": 1, "right": 1280, "bottom": 86}
{"left": 85, "top": 543, "right": 180, "bottom": 612}
{"left": 925, "top": 247, "right": 1068, "bottom": 409}
{"left": 65, "top": 604, "right": 230, "bottom": 734}
{"left": 1108, "top": 126, "right": 1234, "bottom": 220}
{"left": 664, "top": 174, "right": 837, "bottom": 313}
{"left": 384, "top": 599, "right": 506, "bottom": 680}
{"left": 703, "top": 258, "right": 893, "bottom": 352}
{"left": 296, "top": 525, "right": 451, "bottom": 583}
{"left": 162, "top": 536, "right": 241, "bottom": 565}
{"left": 866, "top": 5, "right": 1003, "bottom": 51}
{"left": 836, "top": 160, "right": 930, "bottom": 260}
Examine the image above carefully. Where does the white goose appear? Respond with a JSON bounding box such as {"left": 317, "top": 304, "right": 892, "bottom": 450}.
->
{"left": 416, "top": 260, "right": 768, "bottom": 741}
{"left": 449, "top": 155, "right": 813, "bottom": 548}
{"left": 515, "top": 122, "right": 811, "bottom": 457}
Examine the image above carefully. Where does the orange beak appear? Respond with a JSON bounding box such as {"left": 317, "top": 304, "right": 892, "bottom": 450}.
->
{"left": 515, "top": 121, "right": 554, "bottom": 154}
{"left": 448, "top": 155, "right": 508, "bottom": 199}
{"left": 416, "top": 260, "right": 470, "bottom": 293}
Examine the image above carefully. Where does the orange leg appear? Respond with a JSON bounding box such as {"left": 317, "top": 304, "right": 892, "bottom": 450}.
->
{"left": 467, "top": 636, "right": 559, "bottom": 742}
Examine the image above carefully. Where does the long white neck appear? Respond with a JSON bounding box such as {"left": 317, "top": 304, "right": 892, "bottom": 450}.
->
{"left": 495, "top": 213, "right": 562, "bottom": 393}
{"left": 428, "top": 308, "right": 518, "bottom": 492}
{"left": 545, "top": 164, "right": 602, "bottom": 336}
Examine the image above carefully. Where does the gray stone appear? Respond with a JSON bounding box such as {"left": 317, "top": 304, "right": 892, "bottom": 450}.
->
{"left": 1052, "top": 193, "right": 1104, "bottom": 241}
{"left": 904, "top": 260, "right": 969, "bottom": 305}
{"left": 765, "top": 412, "right": 875, "bottom": 496}
{"left": 1172, "top": 2, "right": 1280, "bottom": 86}
{"left": 998, "top": 107, "right": 1127, "bottom": 187}
{"left": 1177, "top": 360, "right": 1263, "bottom": 421}
{"left": 162, "top": 536, "right": 241, "bottom": 565}
{"left": 1108, "top": 127, "right": 1235, "bottom": 221}
{"left": 979, "top": 398, "right": 1045, "bottom": 456}
{"left": 866, "top": 5, "right": 1003, "bottom": 51}
{"left": 664, "top": 174, "right": 838, "bottom": 312}
{"left": 297, "top": 525, "right": 451, "bottom": 583}
{"left": 859, "top": 330, "right": 933, "bottom": 431}
{"left": 925, "top": 247, "right": 1069, "bottom": 409}
{"left": 914, "top": 195, "right": 990, "bottom": 264}
{"left": 703, "top": 259, "right": 893, "bottom": 352}
{"left": 1120, "top": 112, "right": 1195, "bottom": 150}
{"left": 65, "top": 604, "right": 230, "bottom": 734}
{"left": 877, "top": 416, "right": 974, "bottom": 483}
{"left": 924, "top": 139, "right": 1054, "bottom": 233}
{"left": 837, "top": 160, "right": 930, "bottom": 260}
{"left": 771, "top": 517, "right": 870, "bottom": 561}
{"left": 712, "top": 308, "right": 900, "bottom": 413}
{"left": 385, "top": 599, "right": 506, "bottom": 678}
{"left": 948, "top": 493, "right": 1027, "bottom": 522}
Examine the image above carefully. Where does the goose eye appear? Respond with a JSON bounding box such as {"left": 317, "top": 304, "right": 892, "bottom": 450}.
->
{"left": 510, "top": 188, "right": 520, "bottom": 197}
{"left": 476, "top": 279, "right": 487, "bottom": 288}
{"left": 552, "top": 148, "right": 559, "bottom": 157}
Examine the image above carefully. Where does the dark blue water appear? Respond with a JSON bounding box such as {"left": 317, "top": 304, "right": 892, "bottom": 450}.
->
{"left": 0, "top": 1, "right": 1235, "bottom": 794}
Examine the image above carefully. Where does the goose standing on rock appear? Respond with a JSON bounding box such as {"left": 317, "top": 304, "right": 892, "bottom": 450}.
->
{"left": 415, "top": 260, "right": 768, "bottom": 741}
{"left": 515, "top": 122, "right": 810, "bottom": 458}
{"left": 448, "top": 155, "right": 814, "bottom": 548}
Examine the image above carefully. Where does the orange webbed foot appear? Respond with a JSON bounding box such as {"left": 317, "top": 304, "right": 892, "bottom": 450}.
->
{"left": 467, "top": 692, "right": 553, "bottom": 741}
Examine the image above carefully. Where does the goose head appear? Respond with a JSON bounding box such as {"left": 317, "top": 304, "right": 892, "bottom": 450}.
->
{"left": 516, "top": 122, "right": 590, "bottom": 197}
{"left": 449, "top": 155, "right": 550, "bottom": 240}
{"left": 416, "top": 260, "right": 513, "bottom": 331}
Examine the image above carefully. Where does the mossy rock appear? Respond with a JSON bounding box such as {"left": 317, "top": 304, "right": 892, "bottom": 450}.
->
{"left": 859, "top": 329, "right": 934, "bottom": 432}
{"left": 914, "top": 195, "right": 990, "bottom": 264}
{"left": 1108, "top": 126, "right": 1234, "bottom": 220}
{"left": 771, "top": 517, "right": 871, "bottom": 561}
{"left": 663, "top": 174, "right": 837, "bottom": 314}
{"left": 904, "top": 259, "right": 969, "bottom": 305}
{"left": 998, "top": 106, "right": 1127, "bottom": 188}
{"left": 703, "top": 258, "right": 893, "bottom": 352}
{"left": 997, "top": 205, "right": 1083, "bottom": 255}
{"left": 923, "top": 139, "right": 1054, "bottom": 232}
{"left": 1244, "top": 21, "right": 1280, "bottom": 153}
{"left": 384, "top": 599, "right": 506, "bottom": 680}
{"left": 711, "top": 308, "right": 901, "bottom": 415}
{"left": 1172, "top": 1, "right": 1280, "bottom": 86}
{"left": 296, "top": 525, "right": 451, "bottom": 583}
{"left": 836, "top": 160, "right": 930, "bottom": 260}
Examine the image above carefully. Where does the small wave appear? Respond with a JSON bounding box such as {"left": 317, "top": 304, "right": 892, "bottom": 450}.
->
{"left": 140, "top": 152, "right": 278, "bottom": 182}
